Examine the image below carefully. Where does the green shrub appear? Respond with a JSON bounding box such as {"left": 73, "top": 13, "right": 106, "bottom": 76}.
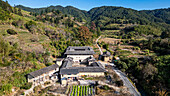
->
{"left": 116, "top": 80, "right": 124, "bottom": 87}
{"left": 21, "top": 92, "right": 25, "bottom": 95}
{"left": 144, "top": 49, "right": 150, "bottom": 54}
{"left": 102, "top": 85, "right": 110, "bottom": 90}
{"left": 12, "top": 21, "right": 18, "bottom": 26}
{"left": 25, "top": 20, "right": 37, "bottom": 33}
{"left": 7, "top": 29, "right": 17, "bottom": 35}
{"left": 1, "top": 84, "right": 12, "bottom": 94}
{"left": 25, "top": 21, "right": 37, "bottom": 29}
{"left": 33, "top": 85, "right": 41, "bottom": 94}
{"left": 12, "top": 19, "right": 24, "bottom": 27}
{"left": 133, "top": 46, "right": 140, "bottom": 50}
{"left": 11, "top": 72, "right": 27, "bottom": 87}
{"left": 21, "top": 82, "right": 32, "bottom": 90}
{"left": 45, "top": 62, "right": 53, "bottom": 66}
{"left": 0, "top": 8, "right": 12, "bottom": 20}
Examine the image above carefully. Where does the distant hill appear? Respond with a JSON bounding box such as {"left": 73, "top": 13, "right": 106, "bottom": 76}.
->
{"left": 16, "top": 5, "right": 89, "bottom": 22}
{"left": 141, "top": 8, "right": 170, "bottom": 24}
{"left": 16, "top": 5, "right": 170, "bottom": 25}
{"left": 89, "top": 6, "right": 165, "bottom": 24}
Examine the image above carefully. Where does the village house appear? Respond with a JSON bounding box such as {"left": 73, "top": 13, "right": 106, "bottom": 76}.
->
{"left": 59, "top": 46, "right": 106, "bottom": 85}
{"left": 59, "top": 57, "right": 106, "bottom": 85}
{"left": 27, "top": 64, "right": 59, "bottom": 87}
{"left": 64, "top": 46, "right": 95, "bottom": 63}
{"left": 102, "top": 51, "right": 112, "bottom": 62}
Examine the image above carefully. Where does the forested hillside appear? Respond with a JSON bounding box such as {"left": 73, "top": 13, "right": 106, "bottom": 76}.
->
{"left": 16, "top": 5, "right": 89, "bottom": 22}
{"left": 17, "top": 5, "right": 170, "bottom": 24}
{"left": 141, "top": 8, "right": 170, "bottom": 24}
{"left": 16, "top": 5, "right": 170, "bottom": 36}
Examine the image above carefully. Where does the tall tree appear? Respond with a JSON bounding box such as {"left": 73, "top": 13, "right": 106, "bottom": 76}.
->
{"left": 90, "top": 22, "right": 96, "bottom": 30}
{"left": 18, "top": 8, "right": 22, "bottom": 16}
{"left": 97, "top": 27, "right": 101, "bottom": 37}
{"left": 148, "top": 37, "right": 154, "bottom": 50}
{"left": 14, "top": 6, "right": 17, "bottom": 14}
{"left": 78, "top": 26, "right": 92, "bottom": 43}
{"left": 40, "top": 10, "right": 44, "bottom": 15}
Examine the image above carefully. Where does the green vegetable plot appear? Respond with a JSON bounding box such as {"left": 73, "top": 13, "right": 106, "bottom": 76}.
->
{"left": 70, "top": 85, "right": 94, "bottom": 96}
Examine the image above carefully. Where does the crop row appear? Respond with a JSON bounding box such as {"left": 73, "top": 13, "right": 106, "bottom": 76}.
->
{"left": 70, "top": 85, "right": 95, "bottom": 96}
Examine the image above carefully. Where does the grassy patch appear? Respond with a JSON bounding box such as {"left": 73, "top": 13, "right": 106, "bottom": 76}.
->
{"left": 84, "top": 77, "right": 94, "bottom": 80}
{"left": 18, "top": 31, "right": 28, "bottom": 34}
{"left": 38, "top": 35, "right": 49, "bottom": 43}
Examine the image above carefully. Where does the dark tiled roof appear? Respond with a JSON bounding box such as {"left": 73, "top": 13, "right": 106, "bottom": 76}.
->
{"left": 103, "top": 51, "right": 111, "bottom": 56}
{"left": 90, "top": 62, "right": 104, "bottom": 68}
{"left": 60, "top": 67, "right": 105, "bottom": 74}
{"left": 97, "top": 62, "right": 105, "bottom": 69}
{"left": 78, "top": 67, "right": 105, "bottom": 72}
{"left": 60, "top": 55, "right": 105, "bottom": 75}
{"left": 60, "top": 69, "right": 79, "bottom": 74}
{"left": 64, "top": 46, "right": 95, "bottom": 55}
{"left": 28, "top": 64, "right": 59, "bottom": 78}
{"left": 90, "top": 62, "right": 98, "bottom": 67}
{"left": 61, "top": 57, "right": 73, "bottom": 68}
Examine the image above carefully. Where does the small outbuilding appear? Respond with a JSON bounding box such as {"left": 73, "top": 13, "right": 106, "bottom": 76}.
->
{"left": 102, "top": 51, "right": 111, "bottom": 62}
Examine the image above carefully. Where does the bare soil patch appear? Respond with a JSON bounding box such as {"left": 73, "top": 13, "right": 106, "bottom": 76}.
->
{"left": 99, "top": 38, "right": 121, "bottom": 45}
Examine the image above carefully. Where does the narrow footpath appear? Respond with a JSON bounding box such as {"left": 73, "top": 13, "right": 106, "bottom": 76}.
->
{"left": 96, "top": 36, "right": 103, "bottom": 55}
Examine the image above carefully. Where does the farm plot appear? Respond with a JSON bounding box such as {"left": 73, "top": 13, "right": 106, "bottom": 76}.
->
{"left": 70, "top": 85, "right": 95, "bottom": 96}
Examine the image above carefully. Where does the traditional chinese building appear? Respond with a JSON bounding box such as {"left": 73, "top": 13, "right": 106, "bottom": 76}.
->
{"left": 27, "top": 64, "right": 59, "bottom": 87}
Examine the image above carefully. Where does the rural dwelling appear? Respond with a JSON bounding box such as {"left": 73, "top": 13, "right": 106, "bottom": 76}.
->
{"left": 64, "top": 46, "right": 95, "bottom": 63}
{"left": 60, "top": 57, "right": 106, "bottom": 85}
{"left": 102, "top": 51, "right": 111, "bottom": 62}
{"left": 27, "top": 64, "right": 59, "bottom": 87}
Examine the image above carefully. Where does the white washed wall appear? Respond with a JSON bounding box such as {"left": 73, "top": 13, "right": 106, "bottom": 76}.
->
{"left": 67, "top": 55, "right": 93, "bottom": 62}
{"left": 28, "top": 68, "right": 59, "bottom": 86}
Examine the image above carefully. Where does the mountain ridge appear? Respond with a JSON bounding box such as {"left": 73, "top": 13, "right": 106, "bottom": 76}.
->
{"left": 16, "top": 4, "right": 170, "bottom": 12}
{"left": 16, "top": 5, "right": 170, "bottom": 25}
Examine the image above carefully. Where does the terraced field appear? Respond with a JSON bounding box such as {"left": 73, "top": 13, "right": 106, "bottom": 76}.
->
{"left": 102, "top": 30, "right": 120, "bottom": 38}
{"left": 69, "top": 85, "right": 95, "bottom": 96}
{"left": 99, "top": 38, "right": 121, "bottom": 45}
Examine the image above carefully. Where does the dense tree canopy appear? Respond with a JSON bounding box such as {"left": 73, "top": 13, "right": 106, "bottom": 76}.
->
{"left": 78, "top": 26, "right": 92, "bottom": 44}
